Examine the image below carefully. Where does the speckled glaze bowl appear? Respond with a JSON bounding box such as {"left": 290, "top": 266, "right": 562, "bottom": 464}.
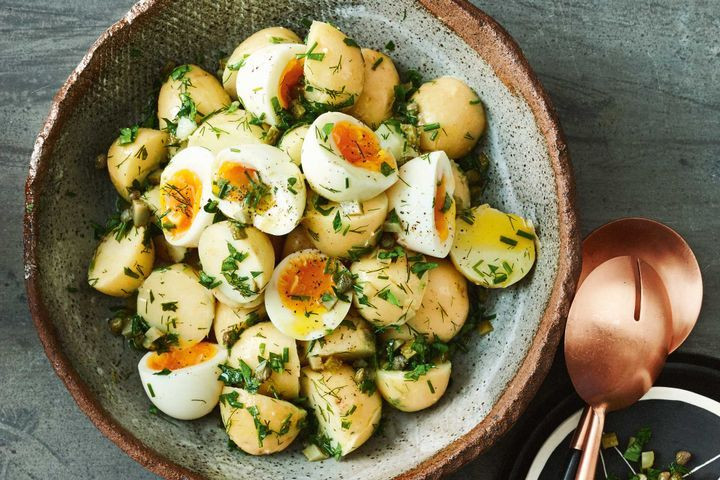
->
{"left": 24, "top": 0, "right": 579, "bottom": 478}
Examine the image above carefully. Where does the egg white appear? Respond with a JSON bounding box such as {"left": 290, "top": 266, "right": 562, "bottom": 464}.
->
{"left": 235, "top": 43, "right": 306, "bottom": 126}
{"left": 265, "top": 249, "right": 352, "bottom": 340}
{"left": 213, "top": 144, "right": 306, "bottom": 236}
{"left": 159, "top": 146, "right": 216, "bottom": 247}
{"left": 138, "top": 344, "right": 227, "bottom": 420}
{"left": 301, "top": 112, "right": 398, "bottom": 202}
{"left": 386, "top": 151, "right": 456, "bottom": 257}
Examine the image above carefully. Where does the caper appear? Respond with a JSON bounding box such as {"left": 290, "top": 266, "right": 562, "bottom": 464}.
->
{"left": 379, "top": 232, "right": 396, "bottom": 247}
{"left": 333, "top": 268, "right": 353, "bottom": 294}
{"left": 291, "top": 101, "right": 306, "bottom": 119}
{"left": 255, "top": 362, "right": 272, "bottom": 382}
{"left": 107, "top": 315, "right": 126, "bottom": 336}
{"left": 658, "top": 473, "right": 670, "bottom": 480}
{"left": 354, "top": 367, "right": 367, "bottom": 385}
{"left": 264, "top": 125, "right": 281, "bottom": 146}
{"left": 95, "top": 153, "right": 107, "bottom": 170}
{"left": 231, "top": 222, "right": 248, "bottom": 240}
{"left": 132, "top": 199, "right": 151, "bottom": 227}
{"left": 675, "top": 450, "right": 691, "bottom": 466}
{"left": 390, "top": 355, "right": 406, "bottom": 370}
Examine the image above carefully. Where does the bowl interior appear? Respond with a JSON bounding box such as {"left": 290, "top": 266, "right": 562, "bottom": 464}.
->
{"left": 29, "top": 0, "right": 565, "bottom": 478}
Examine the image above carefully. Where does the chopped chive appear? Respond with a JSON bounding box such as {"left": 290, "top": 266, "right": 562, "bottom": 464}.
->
{"left": 422, "top": 123, "right": 440, "bottom": 131}
{"left": 147, "top": 383, "right": 155, "bottom": 397}
{"left": 499, "top": 235, "right": 518, "bottom": 246}
{"left": 516, "top": 229, "right": 535, "bottom": 240}
{"left": 371, "top": 57, "right": 384, "bottom": 70}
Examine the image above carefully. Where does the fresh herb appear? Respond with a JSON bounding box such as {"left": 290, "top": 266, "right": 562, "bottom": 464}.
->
{"left": 119, "top": 125, "right": 139, "bottom": 145}
{"left": 385, "top": 40, "right": 396, "bottom": 51}
{"left": 410, "top": 261, "right": 438, "bottom": 279}
{"left": 161, "top": 301, "right": 178, "bottom": 312}
{"left": 287, "top": 177, "right": 298, "bottom": 194}
{"left": 219, "top": 390, "right": 244, "bottom": 408}
{"left": 499, "top": 235, "right": 518, "bottom": 247}
{"left": 203, "top": 199, "right": 219, "bottom": 213}
{"left": 440, "top": 192, "right": 453, "bottom": 213}
{"left": 343, "top": 38, "right": 360, "bottom": 48}
{"left": 218, "top": 361, "right": 261, "bottom": 393}
{"left": 332, "top": 211, "right": 343, "bottom": 233}
{"left": 246, "top": 405, "right": 271, "bottom": 447}
{"left": 380, "top": 162, "right": 395, "bottom": 176}
{"left": 297, "top": 42, "right": 325, "bottom": 61}
{"left": 123, "top": 266, "right": 140, "bottom": 279}
{"left": 378, "top": 288, "right": 400, "bottom": 307}
{"left": 170, "top": 64, "right": 191, "bottom": 80}
{"left": 153, "top": 368, "right": 172, "bottom": 376}
{"left": 198, "top": 271, "right": 222, "bottom": 289}
{"left": 404, "top": 363, "right": 433, "bottom": 380}
{"left": 371, "top": 56, "right": 384, "bottom": 70}
{"left": 623, "top": 427, "right": 652, "bottom": 462}
{"left": 516, "top": 229, "right": 535, "bottom": 240}
{"left": 378, "top": 246, "right": 405, "bottom": 260}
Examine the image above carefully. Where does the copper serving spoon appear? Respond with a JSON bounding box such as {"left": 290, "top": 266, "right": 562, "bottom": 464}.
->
{"left": 561, "top": 218, "right": 703, "bottom": 480}
{"left": 565, "top": 256, "right": 673, "bottom": 480}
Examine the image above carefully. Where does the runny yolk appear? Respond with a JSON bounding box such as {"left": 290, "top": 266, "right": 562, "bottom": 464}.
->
{"left": 434, "top": 177, "right": 450, "bottom": 241}
{"left": 147, "top": 342, "right": 216, "bottom": 371}
{"left": 216, "top": 162, "right": 259, "bottom": 202}
{"left": 278, "top": 256, "right": 335, "bottom": 316}
{"left": 331, "top": 121, "right": 395, "bottom": 172}
{"left": 278, "top": 58, "right": 304, "bottom": 109}
{"left": 161, "top": 169, "right": 202, "bottom": 235}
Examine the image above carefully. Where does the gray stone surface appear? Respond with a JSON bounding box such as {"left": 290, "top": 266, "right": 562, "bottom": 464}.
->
{"left": 0, "top": 0, "right": 717, "bottom": 479}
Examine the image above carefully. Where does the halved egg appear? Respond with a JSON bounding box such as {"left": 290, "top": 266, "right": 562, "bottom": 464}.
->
{"left": 138, "top": 341, "right": 227, "bottom": 420}
{"left": 235, "top": 43, "right": 306, "bottom": 126}
{"left": 265, "top": 249, "right": 352, "bottom": 340}
{"left": 301, "top": 112, "right": 398, "bottom": 202}
{"left": 159, "top": 146, "right": 215, "bottom": 247}
{"left": 386, "top": 151, "right": 456, "bottom": 257}
{"left": 213, "top": 144, "right": 306, "bottom": 236}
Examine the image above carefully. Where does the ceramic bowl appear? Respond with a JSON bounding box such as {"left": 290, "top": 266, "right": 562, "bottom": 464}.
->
{"left": 24, "top": 0, "right": 580, "bottom": 478}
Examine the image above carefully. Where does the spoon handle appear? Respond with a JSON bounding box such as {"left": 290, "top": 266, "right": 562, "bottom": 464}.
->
{"left": 561, "top": 406, "right": 592, "bottom": 480}
{"left": 575, "top": 407, "right": 606, "bottom": 480}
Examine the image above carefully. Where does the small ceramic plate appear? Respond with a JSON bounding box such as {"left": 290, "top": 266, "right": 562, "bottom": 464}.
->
{"left": 509, "top": 361, "right": 720, "bottom": 480}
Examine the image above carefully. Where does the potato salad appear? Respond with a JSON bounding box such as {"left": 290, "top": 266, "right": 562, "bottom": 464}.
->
{"left": 88, "top": 20, "right": 538, "bottom": 460}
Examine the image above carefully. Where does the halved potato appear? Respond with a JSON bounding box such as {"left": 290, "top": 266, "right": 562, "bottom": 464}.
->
{"left": 350, "top": 247, "right": 429, "bottom": 327}
{"left": 301, "top": 364, "right": 381, "bottom": 456}
{"left": 301, "top": 312, "right": 375, "bottom": 361}
{"left": 450, "top": 204, "right": 536, "bottom": 288}
{"left": 411, "top": 76, "right": 486, "bottom": 158}
{"left": 213, "top": 299, "right": 265, "bottom": 348}
{"left": 136, "top": 263, "right": 215, "bottom": 346}
{"left": 107, "top": 128, "right": 168, "bottom": 200}
{"left": 277, "top": 124, "right": 309, "bottom": 165}
{"left": 302, "top": 21, "right": 364, "bottom": 108}
{"left": 88, "top": 226, "right": 154, "bottom": 297}
{"left": 303, "top": 192, "right": 387, "bottom": 259}
{"left": 187, "top": 108, "right": 270, "bottom": 153}
{"left": 158, "top": 64, "right": 231, "bottom": 130}
{"left": 281, "top": 226, "right": 315, "bottom": 258}
{"left": 376, "top": 361, "right": 451, "bottom": 412}
{"left": 222, "top": 27, "right": 302, "bottom": 99}
{"left": 229, "top": 322, "right": 300, "bottom": 400}
{"left": 406, "top": 258, "right": 468, "bottom": 342}
{"left": 347, "top": 49, "right": 399, "bottom": 128}
{"left": 219, "top": 386, "right": 306, "bottom": 455}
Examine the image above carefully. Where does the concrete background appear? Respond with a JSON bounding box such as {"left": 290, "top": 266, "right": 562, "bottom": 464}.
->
{"left": 1, "top": 0, "right": 718, "bottom": 478}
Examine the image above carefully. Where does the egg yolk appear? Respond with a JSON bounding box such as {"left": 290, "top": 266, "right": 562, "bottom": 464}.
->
{"left": 161, "top": 169, "right": 202, "bottom": 235}
{"left": 147, "top": 342, "right": 217, "bottom": 371}
{"left": 434, "top": 177, "right": 450, "bottom": 241}
{"left": 331, "top": 121, "right": 395, "bottom": 172}
{"left": 216, "top": 162, "right": 257, "bottom": 200}
{"left": 278, "top": 58, "right": 304, "bottom": 109}
{"left": 278, "top": 255, "right": 334, "bottom": 317}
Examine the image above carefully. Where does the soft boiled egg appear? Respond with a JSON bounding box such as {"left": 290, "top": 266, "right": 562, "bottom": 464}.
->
{"left": 213, "top": 144, "right": 306, "bottom": 236}
{"left": 264, "top": 249, "right": 352, "bottom": 340}
{"left": 386, "top": 151, "right": 456, "bottom": 257}
{"left": 235, "top": 43, "right": 306, "bottom": 126}
{"left": 159, "top": 146, "right": 215, "bottom": 247}
{"left": 138, "top": 342, "right": 227, "bottom": 420}
{"left": 301, "top": 112, "right": 398, "bottom": 202}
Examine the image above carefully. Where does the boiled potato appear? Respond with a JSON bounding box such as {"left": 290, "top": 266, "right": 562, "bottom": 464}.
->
{"left": 220, "top": 386, "right": 306, "bottom": 455}
{"left": 411, "top": 76, "right": 486, "bottom": 158}
{"left": 141, "top": 184, "right": 161, "bottom": 221}
{"left": 213, "top": 299, "right": 266, "bottom": 348}
{"left": 136, "top": 263, "right": 215, "bottom": 346}
{"left": 158, "top": 64, "right": 231, "bottom": 130}
{"left": 347, "top": 49, "right": 399, "bottom": 128}
{"left": 222, "top": 27, "right": 302, "bottom": 99}
{"left": 277, "top": 124, "right": 309, "bottom": 165}
{"left": 406, "top": 259, "right": 468, "bottom": 342}
{"left": 301, "top": 364, "right": 381, "bottom": 456}
{"left": 302, "top": 312, "right": 375, "bottom": 361}
{"left": 152, "top": 235, "right": 187, "bottom": 264}
{"left": 229, "top": 322, "right": 300, "bottom": 399}
{"left": 449, "top": 159, "right": 471, "bottom": 210}
{"left": 350, "top": 247, "right": 429, "bottom": 328}
{"left": 281, "top": 226, "right": 315, "bottom": 258}
{"left": 88, "top": 226, "right": 154, "bottom": 297}
{"left": 303, "top": 21, "right": 364, "bottom": 108}
{"left": 107, "top": 128, "right": 169, "bottom": 200}
{"left": 377, "top": 323, "right": 415, "bottom": 344}
{"left": 375, "top": 121, "right": 418, "bottom": 164}
{"left": 450, "top": 204, "right": 536, "bottom": 288}
{"left": 187, "top": 108, "right": 270, "bottom": 154}
{"left": 197, "top": 221, "right": 275, "bottom": 308}
{"left": 376, "top": 361, "right": 451, "bottom": 412}
{"left": 303, "top": 191, "right": 387, "bottom": 258}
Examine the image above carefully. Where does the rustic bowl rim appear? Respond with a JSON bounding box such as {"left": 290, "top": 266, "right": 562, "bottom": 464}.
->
{"left": 23, "top": 0, "right": 580, "bottom": 478}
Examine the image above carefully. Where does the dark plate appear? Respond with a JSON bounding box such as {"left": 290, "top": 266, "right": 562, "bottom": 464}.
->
{"left": 509, "top": 357, "right": 720, "bottom": 479}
